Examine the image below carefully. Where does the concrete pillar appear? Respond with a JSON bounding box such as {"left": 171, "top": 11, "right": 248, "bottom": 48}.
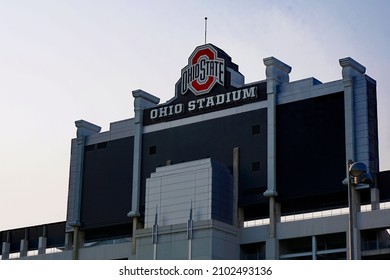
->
{"left": 19, "top": 229, "right": 29, "bottom": 257}
{"left": 66, "top": 120, "right": 100, "bottom": 259}
{"left": 20, "top": 239, "right": 28, "bottom": 257}
{"left": 128, "top": 89, "right": 160, "bottom": 219}
{"left": 38, "top": 237, "right": 47, "bottom": 255}
{"left": 131, "top": 218, "right": 139, "bottom": 256}
{"left": 371, "top": 188, "right": 380, "bottom": 210}
{"left": 263, "top": 57, "right": 291, "bottom": 260}
{"left": 127, "top": 90, "right": 159, "bottom": 255}
{"left": 64, "top": 232, "right": 73, "bottom": 251}
{"left": 67, "top": 120, "right": 101, "bottom": 229}
{"left": 340, "top": 57, "right": 361, "bottom": 163}
{"left": 265, "top": 197, "right": 280, "bottom": 259}
{"left": 1, "top": 242, "right": 10, "bottom": 260}
{"left": 38, "top": 225, "right": 47, "bottom": 255}
{"left": 341, "top": 58, "right": 380, "bottom": 211}
{"left": 312, "top": 236, "right": 317, "bottom": 260}
{"left": 72, "top": 226, "right": 85, "bottom": 260}
{"left": 352, "top": 188, "right": 362, "bottom": 259}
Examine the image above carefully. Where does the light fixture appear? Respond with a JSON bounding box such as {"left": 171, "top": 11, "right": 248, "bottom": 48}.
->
{"left": 360, "top": 172, "right": 373, "bottom": 185}
{"left": 349, "top": 162, "right": 368, "bottom": 178}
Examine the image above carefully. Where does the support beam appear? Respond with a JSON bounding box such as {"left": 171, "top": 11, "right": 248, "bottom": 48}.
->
{"left": 312, "top": 236, "right": 317, "bottom": 260}
{"left": 38, "top": 237, "right": 47, "bottom": 255}
{"left": 127, "top": 89, "right": 160, "bottom": 256}
{"left": 263, "top": 57, "right": 291, "bottom": 259}
{"left": 1, "top": 242, "right": 10, "bottom": 260}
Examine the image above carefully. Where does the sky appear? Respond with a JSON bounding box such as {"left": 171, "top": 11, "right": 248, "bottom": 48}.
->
{"left": 0, "top": 0, "right": 389, "bottom": 231}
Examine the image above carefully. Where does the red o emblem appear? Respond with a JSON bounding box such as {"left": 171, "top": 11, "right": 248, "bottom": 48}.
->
{"left": 181, "top": 45, "right": 225, "bottom": 96}
{"left": 191, "top": 48, "right": 215, "bottom": 93}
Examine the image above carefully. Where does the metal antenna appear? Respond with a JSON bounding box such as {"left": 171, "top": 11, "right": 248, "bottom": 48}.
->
{"left": 204, "top": 17, "right": 208, "bottom": 44}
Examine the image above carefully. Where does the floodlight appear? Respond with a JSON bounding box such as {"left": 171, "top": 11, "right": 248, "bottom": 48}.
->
{"left": 349, "top": 162, "right": 368, "bottom": 178}
{"left": 360, "top": 172, "right": 373, "bottom": 185}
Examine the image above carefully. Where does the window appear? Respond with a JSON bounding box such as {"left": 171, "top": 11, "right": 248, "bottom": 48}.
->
{"left": 252, "top": 124, "right": 261, "bottom": 135}
{"left": 85, "top": 145, "right": 95, "bottom": 152}
{"left": 97, "top": 142, "right": 107, "bottom": 149}
{"left": 252, "top": 161, "right": 260, "bottom": 171}
{"left": 149, "top": 145, "right": 157, "bottom": 155}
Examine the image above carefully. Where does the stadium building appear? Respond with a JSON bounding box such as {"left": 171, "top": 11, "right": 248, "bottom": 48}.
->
{"left": 1, "top": 44, "right": 390, "bottom": 260}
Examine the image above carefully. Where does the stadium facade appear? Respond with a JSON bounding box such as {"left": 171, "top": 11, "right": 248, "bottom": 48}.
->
{"left": 1, "top": 44, "right": 390, "bottom": 260}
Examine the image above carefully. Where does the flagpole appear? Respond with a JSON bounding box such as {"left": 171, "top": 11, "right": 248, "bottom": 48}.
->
{"left": 204, "top": 17, "right": 208, "bottom": 44}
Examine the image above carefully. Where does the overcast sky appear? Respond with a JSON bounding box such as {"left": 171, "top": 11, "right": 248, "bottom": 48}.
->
{"left": 0, "top": 0, "right": 389, "bottom": 231}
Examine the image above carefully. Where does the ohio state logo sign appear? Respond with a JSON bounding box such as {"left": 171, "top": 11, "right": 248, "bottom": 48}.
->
{"left": 181, "top": 44, "right": 225, "bottom": 96}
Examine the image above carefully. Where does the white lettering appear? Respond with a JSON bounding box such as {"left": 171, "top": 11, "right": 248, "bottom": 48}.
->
{"left": 150, "top": 86, "right": 259, "bottom": 121}
{"left": 232, "top": 90, "right": 241, "bottom": 102}
{"left": 188, "top": 100, "right": 196, "bottom": 111}
{"left": 182, "top": 72, "right": 188, "bottom": 93}
{"left": 242, "top": 87, "right": 256, "bottom": 99}
{"left": 174, "top": 104, "right": 184, "bottom": 114}
{"left": 205, "top": 96, "right": 215, "bottom": 107}
{"left": 150, "top": 109, "right": 158, "bottom": 120}
{"left": 218, "top": 62, "right": 224, "bottom": 84}
{"left": 225, "top": 91, "right": 232, "bottom": 103}
{"left": 168, "top": 105, "right": 174, "bottom": 116}
{"left": 159, "top": 106, "right": 168, "bottom": 117}
{"left": 200, "top": 59, "right": 206, "bottom": 82}
{"left": 197, "top": 98, "right": 206, "bottom": 109}
{"left": 216, "top": 94, "right": 225, "bottom": 105}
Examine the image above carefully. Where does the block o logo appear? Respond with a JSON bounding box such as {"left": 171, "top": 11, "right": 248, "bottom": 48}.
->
{"left": 181, "top": 45, "right": 225, "bottom": 96}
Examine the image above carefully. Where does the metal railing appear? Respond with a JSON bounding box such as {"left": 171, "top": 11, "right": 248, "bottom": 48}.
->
{"left": 244, "top": 201, "right": 390, "bottom": 228}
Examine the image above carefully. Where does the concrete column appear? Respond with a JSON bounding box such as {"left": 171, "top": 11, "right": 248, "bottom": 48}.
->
{"left": 64, "top": 232, "right": 73, "bottom": 251}
{"left": 263, "top": 57, "right": 291, "bottom": 260}
{"left": 74, "top": 121, "right": 101, "bottom": 224}
{"left": 67, "top": 120, "right": 101, "bottom": 229}
{"left": 72, "top": 226, "right": 79, "bottom": 260}
{"left": 265, "top": 197, "right": 280, "bottom": 259}
{"left": 352, "top": 187, "right": 362, "bottom": 259}
{"left": 38, "top": 237, "right": 47, "bottom": 255}
{"left": 371, "top": 188, "right": 380, "bottom": 210}
{"left": 1, "top": 242, "right": 10, "bottom": 260}
{"left": 20, "top": 239, "right": 28, "bottom": 257}
{"left": 128, "top": 89, "right": 160, "bottom": 219}
{"left": 38, "top": 225, "right": 47, "bottom": 255}
{"left": 19, "top": 229, "right": 29, "bottom": 257}
{"left": 340, "top": 57, "right": 366, "bottom": 162}
{"left": 131, "top": 219, "right": 138, "bottom": 256}
{"left": 72, "top": 226, "right": 85, "bottom": 260}
{"left": 341, "top": 58, "right": 379, "bottom": 211}
{"left": 66, "top": 120, "right": 100, "bottom": 259}
{"left": 312, "top": 236, "right": 317, "bottom": 260}
{"left": 127, "top": 89, "right": 159, "bottom": 256}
